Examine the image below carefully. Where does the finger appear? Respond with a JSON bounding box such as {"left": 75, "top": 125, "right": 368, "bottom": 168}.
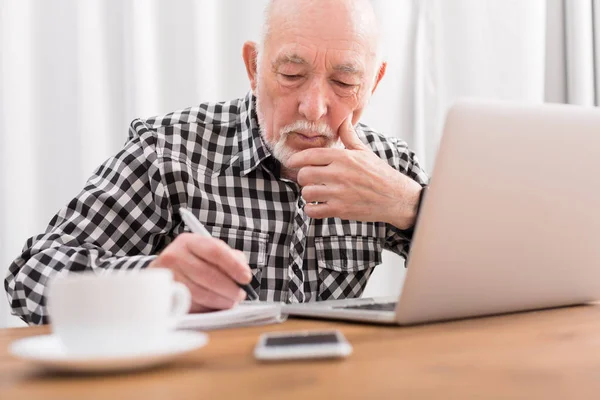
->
{"left": 183, "top": 234, "right": 252, "bottom": 284}
{"left": 173, "top": 270, "right": 243, "bottom": 311}
{"left": 296, "top": 166, "right": 336, "bottom": 187}
{"left": 304, "top": 202, "right": 337, "bottom": 219}
{"left": 301, "top": 184, "right": 333, "bottom": 203}
{"left": 190, "top": 303, "right": 215, "bottom": 313}
{"left": 287, "top": 147, "right": 343, "bottom": 169}
{"left": 338, "top": 115, "right": 365, "bottom": 150}
{"left": 188, "top": 282, "right": 242, "bottom": 310}
{"left": 190, "top": 286, "right": 243, "bottom": 310}
{"left": 177, "top": 250, "right": 246, "bottom": 302}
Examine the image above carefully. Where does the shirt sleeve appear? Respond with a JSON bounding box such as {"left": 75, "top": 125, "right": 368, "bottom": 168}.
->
{"left": 383, "top": 138, "right": 429, "bottom": 259}
{"left": 4, "top": 119, "right": 174, "bottom": 325}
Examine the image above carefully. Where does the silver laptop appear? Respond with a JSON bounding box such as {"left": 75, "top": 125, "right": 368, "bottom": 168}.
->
{"left": 283, "top": 99, "right": 600, "bottom": 325}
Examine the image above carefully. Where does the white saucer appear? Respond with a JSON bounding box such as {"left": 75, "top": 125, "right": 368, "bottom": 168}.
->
{"left": 9, "top": 330, "right": 208, "bottom": 374}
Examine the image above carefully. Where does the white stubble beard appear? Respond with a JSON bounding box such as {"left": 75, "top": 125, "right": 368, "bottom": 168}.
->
{"left": 254, "top": 87, "right": 343, "bottom": 173}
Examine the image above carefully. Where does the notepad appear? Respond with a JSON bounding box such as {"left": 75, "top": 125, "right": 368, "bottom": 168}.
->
{"left": 177, "top": 303, "right": 286, "bottom": 331}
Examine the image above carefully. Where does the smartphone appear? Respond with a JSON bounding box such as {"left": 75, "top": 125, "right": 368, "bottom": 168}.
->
{"left": 254, "top": 329, "right": 352, "bottom": 361}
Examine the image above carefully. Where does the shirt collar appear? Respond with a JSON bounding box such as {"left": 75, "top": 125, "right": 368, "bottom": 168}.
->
{"left": 237, "top": 91, "right": 273, "bottom": 176}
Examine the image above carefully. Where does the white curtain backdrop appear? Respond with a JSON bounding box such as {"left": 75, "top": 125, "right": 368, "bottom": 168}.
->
{"left": 562, "top": 0, "right": 600, "bottom": 105}
{"left": 0, "top": 0, "right": 568, "bottom": 327}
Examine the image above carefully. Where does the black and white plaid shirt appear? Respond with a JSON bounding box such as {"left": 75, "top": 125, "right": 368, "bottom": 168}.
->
{"left": 5, "top": 92, "right": 428, "bottom": 325}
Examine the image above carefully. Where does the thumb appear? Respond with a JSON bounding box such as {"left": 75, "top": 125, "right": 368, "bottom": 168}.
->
{"left": 338, "top": 116, "right": 365, "bottom": 150}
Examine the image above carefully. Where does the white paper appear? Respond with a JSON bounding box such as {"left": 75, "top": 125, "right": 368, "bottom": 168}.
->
{"left": 177, "top": 303, "right": 285, "bottom": 331}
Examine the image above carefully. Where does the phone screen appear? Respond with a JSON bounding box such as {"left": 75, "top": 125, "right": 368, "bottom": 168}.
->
{"left": 264, "top": 332, "right": 340, "bottom": 347}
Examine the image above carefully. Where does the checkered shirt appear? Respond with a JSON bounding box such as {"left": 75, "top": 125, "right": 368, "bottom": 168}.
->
{"left": 5, "top": 92, "right": 428, "bottom": 325}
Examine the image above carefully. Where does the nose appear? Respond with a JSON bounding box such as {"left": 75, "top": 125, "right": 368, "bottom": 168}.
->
{"left": 298, "top": 79, "right": 328, "bottom": 122}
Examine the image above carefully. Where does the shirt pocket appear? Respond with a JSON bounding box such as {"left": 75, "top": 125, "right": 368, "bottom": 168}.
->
{"left": 184, "top": 225, "right": 269, "bottom": 292}
{"left": 314, "top": 236, "right": 383, "bottom": 300}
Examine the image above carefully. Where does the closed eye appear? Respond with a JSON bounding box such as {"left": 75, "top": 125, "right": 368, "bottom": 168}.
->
{"left": 333, "top": 80, "right": 355, "bottom": 88}
{"left": 280, "top": 74, "right": 303, "bottom": 80}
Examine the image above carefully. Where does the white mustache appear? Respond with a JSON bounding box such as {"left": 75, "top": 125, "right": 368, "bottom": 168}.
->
{"left": 280, "top": 120, "right": 334, "bottom": 138}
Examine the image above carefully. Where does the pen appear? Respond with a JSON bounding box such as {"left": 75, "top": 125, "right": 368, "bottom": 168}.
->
{"left": 178, "top": 207, "right": 259, "bottom": 301}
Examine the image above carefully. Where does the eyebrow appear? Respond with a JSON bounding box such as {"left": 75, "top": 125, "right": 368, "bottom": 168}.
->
{"left": 272, "top": 54, "right": 308, "bottom": 69}
{"left": 333, "top": 63, "right": 364, "bottom": 76}
{"left": 271, "top": 52, "right": 365, "bottom": 77}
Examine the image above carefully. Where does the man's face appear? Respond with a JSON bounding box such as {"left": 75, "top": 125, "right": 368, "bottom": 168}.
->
{"left": 251, "top": 2, "right": 381, "bottom": 167}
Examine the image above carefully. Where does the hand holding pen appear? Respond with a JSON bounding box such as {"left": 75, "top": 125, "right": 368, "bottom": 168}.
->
{"left": 178, "top": 208, "right": 258, "bottom": 301}
{"left": 147, "top": 207, "right": 258, "bottom": 313}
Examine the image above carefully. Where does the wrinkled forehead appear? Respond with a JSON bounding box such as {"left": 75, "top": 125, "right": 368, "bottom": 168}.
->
{"left": 270, "top": 44, "right": 368, "bottom": 77}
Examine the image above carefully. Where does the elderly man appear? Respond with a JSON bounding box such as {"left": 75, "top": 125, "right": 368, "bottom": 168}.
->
{"left": 6, "top": 0, "right": 428, "bottom": 324}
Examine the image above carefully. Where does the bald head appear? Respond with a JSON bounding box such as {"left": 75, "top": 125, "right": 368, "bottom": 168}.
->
{"left": 242, "top": 0, "right": 387, "bottom": 169}
{"left": 260, "top": 0, "right": 381, "bottom": 63}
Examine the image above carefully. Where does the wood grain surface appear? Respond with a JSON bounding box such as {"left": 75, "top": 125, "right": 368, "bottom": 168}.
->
{"left": 2, "top": 305, "right": 600, "bottom": 400}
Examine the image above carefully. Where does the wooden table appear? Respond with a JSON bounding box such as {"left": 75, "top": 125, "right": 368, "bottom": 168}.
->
{"left": 2, "top": 305, "right": 600, "bottom": 399}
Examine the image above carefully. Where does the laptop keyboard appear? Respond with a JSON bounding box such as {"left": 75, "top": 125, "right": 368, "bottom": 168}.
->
{"left": 335, "top": 302, "right": 397, "bottom": 312}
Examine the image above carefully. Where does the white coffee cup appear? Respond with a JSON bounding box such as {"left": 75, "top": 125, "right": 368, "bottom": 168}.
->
{"left": 47, "top": 268, "right": 191, "bottom": 357}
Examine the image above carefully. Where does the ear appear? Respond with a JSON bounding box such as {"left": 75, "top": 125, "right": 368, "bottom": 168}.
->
{"left": 242, "top": 41, "right": 259, "bottom": 92}
{"left": 371, "top": 61, "right": 387, "bottom": 94}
